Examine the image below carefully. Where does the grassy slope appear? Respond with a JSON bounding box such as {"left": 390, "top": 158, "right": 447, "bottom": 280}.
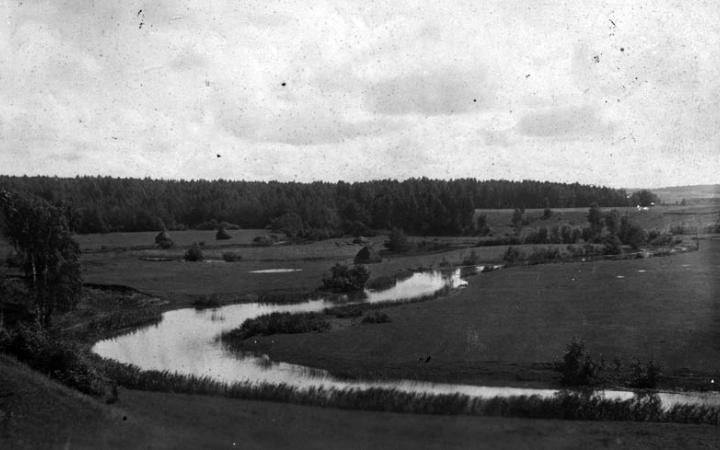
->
{"left": 2, "top": 355, "right": 719, "bottom": 450}
{"left": 248, "top": 239, "right": 720, "bottom": 387}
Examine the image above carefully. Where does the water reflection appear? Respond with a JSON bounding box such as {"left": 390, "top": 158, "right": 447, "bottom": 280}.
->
{"left": 92, "top": 267, "right": 720, "bottom": 410}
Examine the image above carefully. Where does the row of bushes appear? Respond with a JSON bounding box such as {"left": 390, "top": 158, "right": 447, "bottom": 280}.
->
{"left": 502, "top": 243, "right": 630, "bottom": 266}
{"left": 555, "top": 340, "right": 661, "bottom": 389}
{"left": 100, "top": 363, "right": 719, "bottom": 425}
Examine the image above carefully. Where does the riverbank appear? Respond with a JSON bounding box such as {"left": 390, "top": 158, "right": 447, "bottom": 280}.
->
{"left": 4, "top": 354, "right": 718, "bottom": 449}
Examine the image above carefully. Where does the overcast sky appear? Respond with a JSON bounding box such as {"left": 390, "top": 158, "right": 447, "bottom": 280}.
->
{"left": 1, "top": 1, "right": 719, "bottom": 188}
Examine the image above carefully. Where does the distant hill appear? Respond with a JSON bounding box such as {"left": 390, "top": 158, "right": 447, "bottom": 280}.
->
{"left": 629, "top": 185, "right": 720, "bottom": 205}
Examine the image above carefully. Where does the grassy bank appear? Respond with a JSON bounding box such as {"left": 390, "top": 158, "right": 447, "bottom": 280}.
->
{"left": 97, "top": 363, "right": 720, "bottom": 425}
{"left": 5, "top": 355, "right": 719, "bottom": 450}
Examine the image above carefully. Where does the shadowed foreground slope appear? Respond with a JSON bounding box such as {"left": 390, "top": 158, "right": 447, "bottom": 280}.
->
{"left": 2, "top": 355, "right": 720, "bottom": 449}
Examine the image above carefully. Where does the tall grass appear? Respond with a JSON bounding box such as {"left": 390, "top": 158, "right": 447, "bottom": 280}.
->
{"left": 99, "top": 362, "right": 720, "bottom": 425}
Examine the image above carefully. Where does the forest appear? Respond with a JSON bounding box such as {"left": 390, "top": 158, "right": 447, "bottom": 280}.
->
{"left": 0, "top": 176, "right": 640, "bottom": 236}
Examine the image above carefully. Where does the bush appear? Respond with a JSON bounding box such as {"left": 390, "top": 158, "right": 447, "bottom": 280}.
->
{"left": 252, "top": 235, "right": 274, "bottom": 246}
{"left": 602, "top": 234, "right": 623, "bottom": 255}
{"left": 223, "top": 312, "right": 330, "bottom": 340}
{"left": 628, "top": 360, "right": 661, "bottom": 389}
{"left": 502, "top": 246, "right": 523, "bottom": 265}
{"left": 193, "top": 294, "right": 221, "bottom": 309}
{"left": 476, "top": 215, "right": 491, "bottom": 236}
{"left": 542, "top": 208, "right": 553, "bottom": 219}
{"left": 526, "top": 247, "right": 562, "bottom": 265}
{"left": 321, "top": 264, "right": 370, "bottom": 292}
{"left": 361, "top": 311, "right": 391, "bottom": 324}
{"left": 555, "top": 340, "right": 601, "bottom": 387}
{"left": 384, "top": 227, "right": 411, "bottom": 252}
{"left": 184, "top": 243, "right": 204, "bottom": 262}
{"left": 3, "top": 323, "right": 106, "bottom": 395}
{"left": 222, "top": 252, "right": 242, "bottom": 262}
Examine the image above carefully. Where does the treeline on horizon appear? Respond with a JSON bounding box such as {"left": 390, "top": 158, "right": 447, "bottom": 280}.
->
{"left": 0, "top": 176, "right": 637, "bottom": 236}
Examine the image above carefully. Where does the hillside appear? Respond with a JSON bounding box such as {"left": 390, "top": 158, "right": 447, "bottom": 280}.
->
{"left": 2, "top": 355, "right": 719, "bottom": 449}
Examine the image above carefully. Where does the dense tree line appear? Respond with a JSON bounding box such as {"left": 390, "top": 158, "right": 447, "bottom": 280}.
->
{"left": 0, "top": 176, "right": 633, "bottom": 236}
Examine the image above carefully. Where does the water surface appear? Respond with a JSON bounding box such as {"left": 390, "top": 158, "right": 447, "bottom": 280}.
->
{"left": 92, "top": 267, "right": 720, "bottom": 410}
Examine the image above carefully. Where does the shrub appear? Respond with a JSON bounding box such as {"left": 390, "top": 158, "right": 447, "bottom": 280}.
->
{"left": 223, "top": 312, "right": 330, "bottom": 340}
{"left": 555, "top": 339, "right": 601, "bottom": 387}
{"left": 321, "top": 263, "right": 370, "bottom": 292}
{"left": 628, "top": 360, "right": 661, "bottom": 389}
{"left": 502, "top": 246, "right": 523, "bottom": 265}
{"left": 526, "top": 247, "right": 562, "bottom": 265}
{"left": 252, "top": 235, "right": 274, "bottom": 246}
{"left": 542, "top": 208, "right": 553, "bottom": 219}
{"left": 184, "top": 243, "right": 204, "bottom": 262}
{"left": 384, "top": 228, "right": 411, "bottom": 252}
{"left": 222, "top": 252, "right": 242, "bottom": 262}
{"left": 193, "top": 294, "right": 221, "bottom": 309}
{"left": 602, "top": 234, "right": 623, "bottom": 255}
{"left": 361, "top": 311, "right": 391, "bottom": 324}
{"left": 476, "top": 215, "right": 491, "bottom": 236}
{"left": 4, "top": 323, "right": 106, "bottom": 395}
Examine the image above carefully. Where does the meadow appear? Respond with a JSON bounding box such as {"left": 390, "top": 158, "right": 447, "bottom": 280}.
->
{"left": 250, "top": 239, "right": 720, "bottom": 390}
{"left": 2, "top": 204, "right": 720, "bottom": 448}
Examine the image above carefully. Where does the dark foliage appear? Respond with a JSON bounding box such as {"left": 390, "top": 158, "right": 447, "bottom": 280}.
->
{"left": 502, "top": 246, "right": 524, "bottom": 265}
{"left": 321, "top": 264, "right": 370, "bottom": 292}
{"left": 184, "top": 243, "right": 204, "bottom": 262}
{"left": 384, "top": 227, "right": 411, "bottom": 252}
{"left": 2, "top": 323, "right": 106, "bottom": 395}
{"left": 0, "top": 190, "right": 82, "bottom": 328}
{"left": 628, "top": 360, "right": 661, "bottom": 389}
{"left": 221, "top": 251, "right": 242, "bottom": 262}
{"left": 0, "top": 176, "right": 633, "bottom": 236}
{"left": 223, "top": 312, "right": 330, "bottom": 340}
{"left": 555, "top": 339, "right": 601, "bottom": 387}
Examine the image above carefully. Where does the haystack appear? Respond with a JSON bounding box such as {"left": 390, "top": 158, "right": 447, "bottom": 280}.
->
{"left": 354, "top": 246, "right": 382, "bottom": 264}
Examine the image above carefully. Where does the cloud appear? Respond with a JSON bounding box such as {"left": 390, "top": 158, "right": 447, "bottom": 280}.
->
{"left": 364, "top": 67, "right": 491, "bottom": 116}
{"left": 516, "top": 105, "right": 614, "bottom": 139}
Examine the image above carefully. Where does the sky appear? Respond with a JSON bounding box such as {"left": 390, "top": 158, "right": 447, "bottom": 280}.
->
{"left": 1, "top": 0, "right": 719, "bottom": 188}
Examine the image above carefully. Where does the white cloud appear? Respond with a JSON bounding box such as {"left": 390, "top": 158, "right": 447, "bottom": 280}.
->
{"left": 0, "top": 0, "right": 719, "bottom": 187}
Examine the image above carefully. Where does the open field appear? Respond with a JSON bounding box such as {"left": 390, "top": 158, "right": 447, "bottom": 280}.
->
{"left": 247, "top": 239, "right": 720, "bottom": 389}
{"left": 475, "top": 204, "right": 720, "bottom": 236}
{"left": 2, "top": 355, "right": 719, "bottom": 450}
{"left": 79, "top": 238, "right": 511, "bottom": 299}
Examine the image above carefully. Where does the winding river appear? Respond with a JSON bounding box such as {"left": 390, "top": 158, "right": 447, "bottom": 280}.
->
{"left": 92, "top": 267, "right": 720, "bottom": 410}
